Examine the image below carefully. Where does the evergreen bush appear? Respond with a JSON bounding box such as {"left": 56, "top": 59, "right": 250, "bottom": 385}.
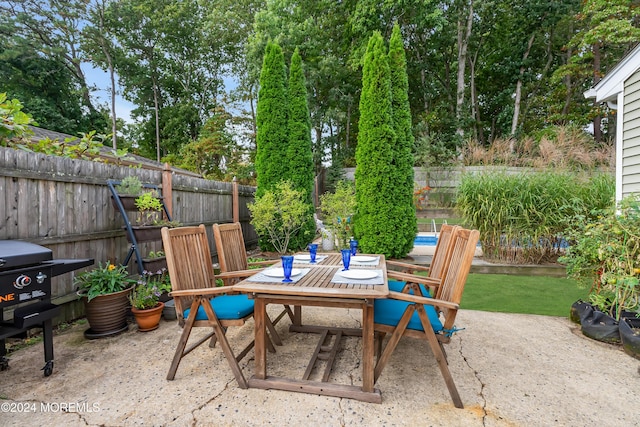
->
{"left": 388, "top": 24, "right": 417, "bottom": 257}
{"left": 354, "top": 32, "right": 400, "bottom": 257}
{"left": 255, "top": 41, "right": 289, "bottom": 251}
{"left": 255, "top": 41, "right": 288, "bottom": 199}
{"left": 286, "top": 48, "right": 316, "bottom": 250}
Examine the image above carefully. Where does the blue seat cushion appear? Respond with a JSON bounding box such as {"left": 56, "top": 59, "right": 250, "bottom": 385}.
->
{"left": 374, "top": 298, "right": 443, "bottom": 333}
{"left": 388, "top": 280, "right": 432, "bottom": 297}
{"left": 183, "top": 294, "right": 254, "bottom": 321}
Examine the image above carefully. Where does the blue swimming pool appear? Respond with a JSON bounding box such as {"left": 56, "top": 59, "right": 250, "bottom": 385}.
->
{"left": 414, "top": 235, "right": 438, "bottom": 246}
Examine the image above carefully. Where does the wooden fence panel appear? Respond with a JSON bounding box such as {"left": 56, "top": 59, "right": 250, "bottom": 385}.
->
{"left": 0, "top": 147, "right": 255, "bottom": 323}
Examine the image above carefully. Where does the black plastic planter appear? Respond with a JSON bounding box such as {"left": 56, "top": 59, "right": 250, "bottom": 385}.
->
{"left": 570, "top": 299, "right": 592, "bottom": 324}
{"left": 619, "top": 317, "right": 640, "bottom": 360}
{"left": 579, "top": 304, "right": 620, "bottom": 344}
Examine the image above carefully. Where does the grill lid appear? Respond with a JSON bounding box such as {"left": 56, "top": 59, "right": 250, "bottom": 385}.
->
{"left": 0, "top": 240, "right": 53, "bottom": 270}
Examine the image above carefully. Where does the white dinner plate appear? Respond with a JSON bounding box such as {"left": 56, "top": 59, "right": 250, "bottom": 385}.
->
{"left": 351, "top": 255, "right": 377, "bottom": 263}
{"left": 295, "top": 254, "right": 312, "bottom": 261}
{"left": 338, "top": 270, "right": 378, "bottom": 280}
{"left": 263, "top": 268, "right": 302, "bottom": 278}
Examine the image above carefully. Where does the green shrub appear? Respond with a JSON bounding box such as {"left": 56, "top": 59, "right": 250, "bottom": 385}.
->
{"left": 248, "top": 180, "right": 309, "bottom": 255}
{"left": 354, "top": 32, "right": 400, "bottom": 257}
{"left": 320, "top": 180, "right": 357, "bottom": 249}
{"left": 388, "top": 24, "right": 417, "bottom": 258}
{"left": 559, "top": 195, "right": 640, "bottom": 319}
{"left": 255, "top": 41, "right": 288, "bottom": 199}
{"left": 456, "top": 171, "right": 614, "bottom": 264}
{"left": 286, "top": 48, "right": 316, "bottom": 251}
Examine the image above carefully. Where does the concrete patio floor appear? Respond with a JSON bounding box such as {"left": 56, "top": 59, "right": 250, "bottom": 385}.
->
{"left": 1, "top": 306, "right": 638, "bottom": 426}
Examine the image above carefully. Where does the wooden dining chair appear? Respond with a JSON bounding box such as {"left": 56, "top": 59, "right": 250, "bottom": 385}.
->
{"left": 374, "top": 228, "right": 480, "bottom": 408}
{"left": 162, "top": 224, "right": 274, "bottom": 388}
{"left": 213, "top": 222, "right": 293, "bottom": 344}
{"left": 386, "top": 224, "right": 460, "bottom": 296}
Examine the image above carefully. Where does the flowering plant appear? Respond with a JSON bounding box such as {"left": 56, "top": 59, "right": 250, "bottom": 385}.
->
{"left": 130, "top": 268, "right": 172, "bottom": 310}
{"left": 413, "top": 184, "right": 432, "bottom": 210}
{"left": 75, "top": 261, "right": 137, "bottom": 301}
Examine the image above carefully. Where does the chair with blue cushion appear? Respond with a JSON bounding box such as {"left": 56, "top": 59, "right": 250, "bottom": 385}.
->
{"left": 374, "top": 228, "right": 480, "bottom": 408}
{"left": 213, "top": 222, "right": 292, "bottom": 345}
{"left": 162, "top": 224, "right": 274, "bottom": 388}
{"left": 386, "top": 224, "right": 459, "bottom": 296}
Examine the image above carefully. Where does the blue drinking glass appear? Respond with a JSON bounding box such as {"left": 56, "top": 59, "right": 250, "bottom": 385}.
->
{"left": 350, "top": 239, "right": 358, "bottom": 256}
{"left": 281, "top": 255, "right": 294, "bottom": 283}
{"left": 341, "top": 249, "right": 351, "bottom": 271}
{"left": 308, "top": 243, "right": 318, "bottom": 263}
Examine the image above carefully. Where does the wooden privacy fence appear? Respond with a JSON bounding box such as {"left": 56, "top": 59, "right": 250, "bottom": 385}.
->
{"left": 0, "top": 147, "right": 257, "bottom": 323}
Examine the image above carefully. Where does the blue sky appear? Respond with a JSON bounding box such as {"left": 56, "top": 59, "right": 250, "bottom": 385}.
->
{"left": 83, "top": 63, "right": 135, "bottom": 123}
{"left": 83, "top": 64, "right": 240, "bottom": 124}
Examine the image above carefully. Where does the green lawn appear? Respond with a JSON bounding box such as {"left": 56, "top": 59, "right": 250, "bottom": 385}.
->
{"left": 461, "top": 273, "right": 588, "bottom": 317}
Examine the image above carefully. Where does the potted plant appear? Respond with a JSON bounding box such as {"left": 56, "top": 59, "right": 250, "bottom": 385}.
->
{"left": 111, "top": 175, "right": 144, "bottom": 210}
{"left": 142, "top": 250, "right": 166, "bottom": 273}
{"left": 560, "top": 195, "right": 640, "bottom": 351}
{"left": 75, "top": 261, "right": 137, "bottom": 338}
{"left": 248, "top": 180, "right": 308, "bottom": 255}
{"left": 129, "top": 271, "right": 171, "bottom": 331}
{"left": 319, "top": 180, "right": 357, "bottom": 251}
{"left": 126, "top": 191, "right": 180, "bottom": 243}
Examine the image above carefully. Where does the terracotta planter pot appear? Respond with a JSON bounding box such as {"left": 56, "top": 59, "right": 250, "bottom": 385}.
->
{"left": 79, "top": 287, "right": 132, "bottom": 338}
{"left": 131, "top": 302, "right": 165, "bottom": 332}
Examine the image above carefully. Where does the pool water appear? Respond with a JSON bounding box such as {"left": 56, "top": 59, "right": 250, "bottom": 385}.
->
{"left": 414, "top": 235, "right": 438, "bottom": 246}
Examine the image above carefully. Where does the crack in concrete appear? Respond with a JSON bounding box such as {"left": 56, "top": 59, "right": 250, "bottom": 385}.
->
{"left": 457, "top": 334, "right": 488, "bottom": 426}
{"left": 337, "top": 397, "right": 346, "bottom": 426}
{"left": 191, "top": 379, "right": 232, "bottom": 426}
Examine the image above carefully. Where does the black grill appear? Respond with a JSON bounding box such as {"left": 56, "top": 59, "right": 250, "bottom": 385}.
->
{"left": 0, "top": 240, "right": 93, "bottom": 376}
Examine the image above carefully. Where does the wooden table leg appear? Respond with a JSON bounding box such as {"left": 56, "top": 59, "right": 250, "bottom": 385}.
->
{"left": 361, "top": 300, "right": 374, "bottom": 393}
{"left": 254, "top": 298, "right": 267, "bottom": 380}
{"left": 293, "top": 305, "right": 302, "bottom": 327}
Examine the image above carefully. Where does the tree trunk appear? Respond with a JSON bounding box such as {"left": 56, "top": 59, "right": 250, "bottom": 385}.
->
{"left": 593, "top": 43, "right": 602, "bottom": 143}
{"left": 105, "top": 49, "right": 118, "bottom": 149}
{"left": 469, "top": 49, "right": 484, "bottom": 144}
{"left": 511, "top": 33, "right": 536, "bottom": 138}
{"left": 152, "top": 77, "right": 161, "bottom": 162}
{"left": 456, "top": 0, "right": 474, "bottom": 137}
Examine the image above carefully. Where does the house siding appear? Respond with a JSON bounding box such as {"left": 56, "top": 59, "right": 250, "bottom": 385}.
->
{"left": 622, "top": 70, "right": 640, "bottom": 199}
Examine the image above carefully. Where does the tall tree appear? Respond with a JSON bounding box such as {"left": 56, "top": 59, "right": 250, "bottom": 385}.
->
{"left": 455, "top": 0, "right": 474, "bottom": 138}
{"left": 255, "top": 41, "right": 288, "bottom": 198}
{"left": 106, "top": 0, "right": 221, "bottom": 160}
{"left": 0, "top": 0, "right": 108, "bottom": 133}
{"left": 389, "top": 24, "right": 417, "bottom": 258}
{"left": 0, "top": 35, "right": 89, "bottom": 134}
{"left": 354, "top": 32, "right": 397, "bottom": 257}
{"left": 286, "top": 47, "right": 315, "bottom": 250}
{"left": 570, "top": 0, "right": 640, "bottom": 143}
{"left": 82, "top": 0, "right": 118, "bottom": 148}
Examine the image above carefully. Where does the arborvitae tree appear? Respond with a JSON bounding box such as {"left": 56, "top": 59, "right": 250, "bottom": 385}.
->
{"left": 286, "top": 48, "right": 316, "bottom": 250}
{"left": 255, "top": 41, "right": 288, "bottom": 199}
{"left": 388, "top": 24, "right": 417, "bottom": 258}
{"left": 354, "top": 32, "right": 398, "bottom": 256}
{"left": 255, "top": 41, "right": 288, "bottom": 251}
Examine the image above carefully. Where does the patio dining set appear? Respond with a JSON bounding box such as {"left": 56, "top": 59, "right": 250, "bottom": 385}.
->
{"left": 160, "top": 223, "right": 479, "bottom": 409}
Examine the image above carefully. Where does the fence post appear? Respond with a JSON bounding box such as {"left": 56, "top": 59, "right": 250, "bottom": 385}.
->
{"left": 232, "top": 176, "right": 239, "bottom": 223}
{"left": 162, "top": 163, "right": 173, "bottom": 219}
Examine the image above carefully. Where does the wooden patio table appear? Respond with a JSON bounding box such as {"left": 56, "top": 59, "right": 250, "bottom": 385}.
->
{"left": 233, "top": 252, "right": 389, "bottom": 403}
